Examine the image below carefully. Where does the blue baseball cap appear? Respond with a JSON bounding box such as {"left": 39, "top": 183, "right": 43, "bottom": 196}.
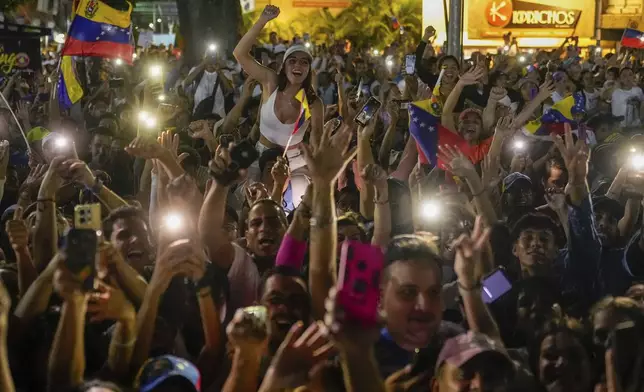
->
{"left": 136, "top": 355, "right": 200, "bottom": 392}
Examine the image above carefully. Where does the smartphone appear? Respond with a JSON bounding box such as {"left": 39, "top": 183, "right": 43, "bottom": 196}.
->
{"left": 611, "top": 320, "right": 642, "bottom": 389}
{"left": 63, "top": 229, "right": 97, "bottom": 291}
{"left": 74, "top": 204, "right": 102, "bottom": 231}
{"left": 481, "top": 267, "right": 512, "bottom": 304}
{"left": 229, "top": 140, "right": 259, "bottom": 170}
{"left": 337, "top": 240, "right": 384, "bottom": 327}
{"left": 109, "top": 78, "right": 125, "bottom": 88}
{"left": 405, "top": 54, "right": 416, "bottom": 75}
{"left": 410, "top": 348, "right": 433, "bottom": 376}
{"left": 354, "top": 97, "right": 382, "bottom": 127}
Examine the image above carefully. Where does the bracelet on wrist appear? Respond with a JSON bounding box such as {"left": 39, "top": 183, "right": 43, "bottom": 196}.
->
{"left": 458, "top": 280, "right": 481, "bottom": 292}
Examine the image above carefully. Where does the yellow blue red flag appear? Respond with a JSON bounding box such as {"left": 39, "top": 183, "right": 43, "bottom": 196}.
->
{"left": 58, "top": 56, "right": 84, "bottom": 109}
{"left": 62, "top": 0, "right": 134, "bottom": 63}
{"left": 292, "top": 89, "right": 311, "bottom": 134}
{"left": 522, "top": 92, "right": 586, "bottom": 138}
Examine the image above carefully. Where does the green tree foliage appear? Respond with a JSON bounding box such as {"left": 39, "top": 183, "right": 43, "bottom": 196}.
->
{"left": 244, "top": 0, "right": 421, "bottom": 50}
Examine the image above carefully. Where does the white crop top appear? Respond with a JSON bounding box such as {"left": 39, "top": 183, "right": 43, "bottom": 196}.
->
{"left": 259, "top": 89, "right": 307, "bottom": 147}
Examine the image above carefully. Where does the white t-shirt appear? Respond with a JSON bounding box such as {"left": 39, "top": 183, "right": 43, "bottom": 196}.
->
{"left": 584, "top": 89, "right": 599, "bottom": 112}
{"left": 190, "top": 68, "right": 233, "bottom": 118}
{"left": 264, "top": 43, "right": 286, "bottom": 54}
{"left": 227, "top": 242, "right": 261, "bottom": 312}
{"left": 612, "top": 87, "right": 644, "bottom": 126}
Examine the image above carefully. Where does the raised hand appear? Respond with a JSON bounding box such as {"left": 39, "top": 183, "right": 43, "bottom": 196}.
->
{"left": 537, "top": 79, "right": 555, "bottom": 100}
{"left": 271, "top": 156, "right": 290, "bottom": 186}
{"left": 488, "top": 86, "right": 507, "bottom": 103}
{"left": 125, "top": 137, "right": 168, "bottom": 160}
{"left": 245, "top": 181, "right": 270, "bottom": 205}
{"left": 438, "top": 144, "right": 476, "bottom": 178}
{"left": 16, "top": 101, "right": 30, "bottom": 122}
{"left": 38, "top": 157, "right": 67, "bottom": 199}
{"left": 361, "top": 163, "right": 388, "bottom": 189}
{"left": 495, "top": 115, "right": 515, "bottom": 138}
{"left": 188, "top": 120, "right": 215, "bottom": 142}
{"left": 53, "top": 260, "right": 87, "bottom": 303}
{"left": 552, "top": 123, "right": 589, "bottom": 185}
{"left": 423, "top": 25, "right": 436, "bottom": 41}
{"left": 259, "top": 5, "right": 280, "bottom": 23}
{"left": 453, "top": 216, "right": 491, "bottom": 288}
{"left": 261, "top": 321, "right": 334, "bottom": 390}
{"left": 61, "top": 159, "right": 96, "bottom": 188}
{"left": 208, "top": 143, "right": 248, "bottom": 186}
{"left": 5, "top": 207, "right": 28, "bottom": 251}
{"left": 458, "top": 66, "right": 485, "bottom": 86}
{"left": 0, "top": 280, "right": 10, "bottom": 329}
{"left": 226, "top": 308, "right": 268, "bottom": 356}
{"left": 301, "top": 123, "right": 357, "bottom": 185}
{"left": 87, "top": 281, "right": 135, "bottom": 323}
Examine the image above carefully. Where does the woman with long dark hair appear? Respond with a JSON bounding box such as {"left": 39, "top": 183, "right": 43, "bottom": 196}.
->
{"left": 233, "top": 5, "right": 323, "bottom": 205}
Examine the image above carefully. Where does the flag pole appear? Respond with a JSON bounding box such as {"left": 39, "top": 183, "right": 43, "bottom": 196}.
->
{"left": 0, "top": 91, "right": 32, "bottom": 153}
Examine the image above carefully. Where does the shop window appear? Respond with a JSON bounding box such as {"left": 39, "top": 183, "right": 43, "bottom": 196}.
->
{"left": 605, "top": 0, "right": 642, "bottom": 14}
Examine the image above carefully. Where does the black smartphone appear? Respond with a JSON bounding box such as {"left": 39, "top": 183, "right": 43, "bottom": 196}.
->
{"left": 63, "top": 229, "right": 97, "bottom": 291}
{"left": 354, "top": 97, "right": 382, "bottom": 127}
{"left": 481, "top": 267, "right": 513, "bottom": 304}
{"left": 611, "top": 320, "right": 642, "bottom": 389}
{"left": 229, "top": 140, "right": 259, "bottom": 170}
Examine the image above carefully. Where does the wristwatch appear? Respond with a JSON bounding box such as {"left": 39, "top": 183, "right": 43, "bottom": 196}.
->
{"left": 89, "top": 178, "right": 103, "bottom": 194}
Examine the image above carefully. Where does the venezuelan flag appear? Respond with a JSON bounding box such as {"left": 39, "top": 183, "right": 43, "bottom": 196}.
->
{"left": 409, "top": 100, "right": 468, "bottom": 169}
{"left": 58, "top": 56, "right": 84, "bottom": 109}
{"left": 292, "top": 89, "right": 311, "bottom": 134}
{"left": 522, "top": 92, "right": 586, "bottom": 139}
{"left": 62, "top": 0, "right": 134, "bottom": 63}
{"left": 621, "top": 28, "right": 644, "bottom": 50}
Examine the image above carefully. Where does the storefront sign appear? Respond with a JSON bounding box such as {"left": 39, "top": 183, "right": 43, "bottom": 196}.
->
{"left": 486, "top": 0, "right": 581, "bottom": 28}
{"left": 0, "top": 38, "right": 41, "bottom": 76}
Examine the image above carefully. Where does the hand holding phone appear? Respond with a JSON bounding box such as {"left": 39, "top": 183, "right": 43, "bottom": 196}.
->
{"left": 405, "top": 54, "right": 416, "bottom": 75}
{"left": 337, "top": 240, "right": 384, "bottom": 327}
{"left": 354, "top": 97, "right": 382, "bottom": 127}
{"left": 209, "top": 140, "right": 259, "bottom": 186}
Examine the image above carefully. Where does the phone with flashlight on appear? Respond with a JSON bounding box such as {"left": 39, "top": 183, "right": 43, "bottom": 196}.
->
{"left": 64, "top": 204, "right": 101, "bottom": 291}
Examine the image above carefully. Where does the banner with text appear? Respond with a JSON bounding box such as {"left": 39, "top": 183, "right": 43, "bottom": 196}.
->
{"left": 0, "top": 38, "right": 42, "bottom": 77}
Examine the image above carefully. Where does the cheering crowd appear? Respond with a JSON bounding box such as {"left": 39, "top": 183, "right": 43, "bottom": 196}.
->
{"left": 0, "top": 3, "right": 643, "bottom": 391}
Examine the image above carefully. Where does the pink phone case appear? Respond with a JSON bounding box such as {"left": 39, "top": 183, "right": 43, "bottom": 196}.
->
{"left": 337, "top": 240, "right": 384, "bottom": 327}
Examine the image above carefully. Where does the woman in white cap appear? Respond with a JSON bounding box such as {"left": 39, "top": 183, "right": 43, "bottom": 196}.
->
{"left": 233, "top": 5, "right": 322, "bottom": 206}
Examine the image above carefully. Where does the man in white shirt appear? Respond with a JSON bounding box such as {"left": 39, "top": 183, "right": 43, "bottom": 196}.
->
{"left": 264, "top": 31, "right": 286, "bottom": 55}
{"left": 182, "top": 55, "right": 233, "bottom": 119}
{"left": 611, "top": 68, "right": 644, "bottom": 127}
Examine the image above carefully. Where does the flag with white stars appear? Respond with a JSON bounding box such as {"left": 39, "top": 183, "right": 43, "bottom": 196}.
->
{"left": 62, "top": 0, "right": 134, "bottom": 64}
{"left": 522, "top": 91, "right": 585, "bottom": 139}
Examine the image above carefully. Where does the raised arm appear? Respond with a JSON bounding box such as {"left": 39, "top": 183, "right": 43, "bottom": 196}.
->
{"left": 34, "top": 158, "right": 65, "bottom": 272}
{"left": 511, "top": 80, "right": 554, "bottom": 129}
{"left": 200, "top": 144, "right": 246, "bottom": 269}
{"left": 362, "top": 164, "right": 391, "bottom": 248}
{"left": 47, "top": 261, "right": 88, "bottom": 392}
{"left": 232, "top": 6, "right": 280, "bottom": 91}
{"left": 302, "top": 123, "right": 357, "bottom": 320}
{"left": 441, "top": 66, "right": 485, "bottom": 132}
{"left": 0, "top": 282, "right": 14, "bottom": 392}
{"left": 454, "top": 217, "right": 502, "bottom": 344}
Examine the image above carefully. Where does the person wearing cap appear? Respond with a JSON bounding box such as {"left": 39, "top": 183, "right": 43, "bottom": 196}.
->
{"left": 233, "top": 5, "right": 322, "bottom": 209}
{"left": 135, "top": 355, "right": 200, "bottom": 392}
{"left": 501, "top": 172, "right": 535, "bottom": 226}
{"left": 586, "top": 112, "right": 624, "bottom": 145}
{"left": 432, "top": 332, "right": 515, "bottom": 391}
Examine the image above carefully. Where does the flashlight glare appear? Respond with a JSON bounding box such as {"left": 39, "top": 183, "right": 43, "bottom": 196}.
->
{"left": 514, "top": 140, "right": 525, "bottom": 150}
{"left": 373, "top": 49, "right": 380, "bottom": 56}
{"left": 632, "top": 154, "right": 644, "bottom": 170}
{"left": 145, "top": 116, "right": 157, "bottom": 128}
{"left": 503, "top": 45, "right": 510, "bottom": 52}
{"left": 595, "top": 47, "right": 602, "bottom": 53}
{"left": 115, "top": 58, "right": 123, "bottom": 66}
{"left": 138, "top": 111, "right": 149, "bottom": 121}
{"left": 386, "top": 59, "right": 394, "bottom": 68}
{"left": 208, "top": 43, "right": 217, "bottom": 52}
{"left": 528, "top": 49, "right": 535, "bottom": 54}
{"left": 158, "top": 94, "right": 166, "bottom": 102}
{"left": 55, "top": 137, "right": 68, "bottom": 149}
{"left": 133, "top": 53, "right": 138, "bottom": 59}
{"left": 149, "top": 65, "right": 162, "bottom": 78}
{"left": 163, "top": 213, "right": 183, "bottom": 231}
{"left": 631, "top": 147, "right": 637, "bottom": 153}
{"left": 519, "top": 56, "right": 526, "bottom": 63}
{"left": 304, "top": 42, "right": 311, "bottom": 48}
{"left": 422, "top": 200, "right": 441, "bottom": 220}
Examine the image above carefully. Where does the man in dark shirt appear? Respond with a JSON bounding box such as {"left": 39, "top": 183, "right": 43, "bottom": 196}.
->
{"left": 87, "top": 126, "right": 134, "bottom": 197}
{"left": 375, "top": 234, "right": 463, "bottom": 380}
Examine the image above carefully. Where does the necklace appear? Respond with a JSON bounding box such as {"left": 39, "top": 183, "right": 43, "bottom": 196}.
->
{"left": 280, "top": 90, "right": 298, "bottom": 109}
